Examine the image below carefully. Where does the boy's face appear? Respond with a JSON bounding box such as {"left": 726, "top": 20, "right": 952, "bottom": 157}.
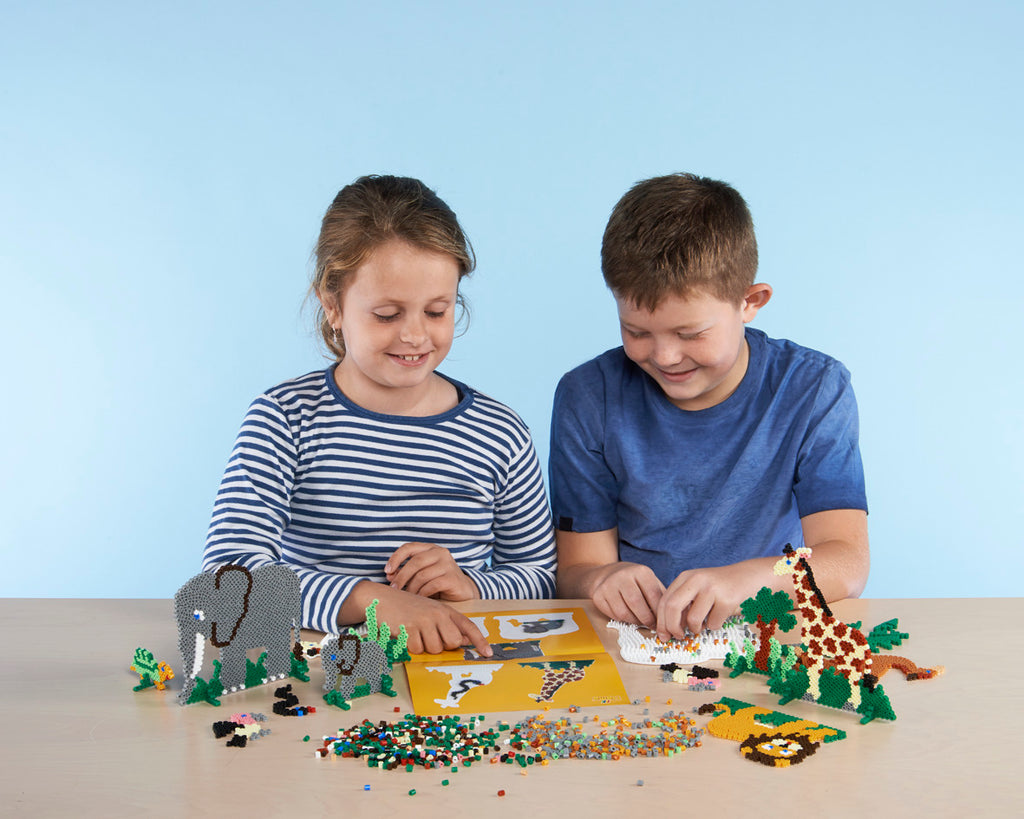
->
{"left": 616, "top": 285, "right": 771, "bottom": 411}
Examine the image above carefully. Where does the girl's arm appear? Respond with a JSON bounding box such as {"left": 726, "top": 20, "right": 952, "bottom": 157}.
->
{"left": 201, "top": 395, "right": 369, "bottom": 633}
{"left": 464, "top": 439, "right": 557, "bottom": 599}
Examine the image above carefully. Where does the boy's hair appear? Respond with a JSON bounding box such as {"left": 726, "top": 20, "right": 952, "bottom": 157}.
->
{"left": 601, "top": 173, "right": 758, "bottom": 310}
{"left": 312, "top": 174, "right": 475, "bottom": 359}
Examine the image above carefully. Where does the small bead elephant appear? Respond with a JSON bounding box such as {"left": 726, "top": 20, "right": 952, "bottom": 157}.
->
{"left": 321, "top": 633, "right": 390, "bottom": 699}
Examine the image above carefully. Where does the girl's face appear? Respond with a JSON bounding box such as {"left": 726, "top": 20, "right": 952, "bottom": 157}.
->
{"left": 322, "top": 239, "right": 461, "bottom": 413}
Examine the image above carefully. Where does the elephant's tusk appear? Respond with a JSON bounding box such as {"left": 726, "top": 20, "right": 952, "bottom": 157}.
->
{"left": 191, "top": 632, "right": 205, "bottom": 678}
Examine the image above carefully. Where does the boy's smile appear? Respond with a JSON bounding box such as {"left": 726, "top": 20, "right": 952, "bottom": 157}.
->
{"left": 616, "top": 285, "right": 771, "bottom": 411}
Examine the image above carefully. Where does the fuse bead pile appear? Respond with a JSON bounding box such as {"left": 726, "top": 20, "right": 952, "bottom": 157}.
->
{"left": 315, "top": 715, "right": 503, "bottom": 769}
{"left": 508, "top": 712, "right": 703, "bottom": 760}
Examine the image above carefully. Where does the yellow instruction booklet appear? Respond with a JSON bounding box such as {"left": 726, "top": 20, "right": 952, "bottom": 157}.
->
{"left": 404, "top": 607, "right": 629, "bottom": 714}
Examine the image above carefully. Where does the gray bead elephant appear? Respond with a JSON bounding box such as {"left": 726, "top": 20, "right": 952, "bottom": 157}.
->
{"left": 321, "top": 633, "right": 390, "bottom": 699}
{"left": 174, "top": 563, "right": 301, "bottom": 705}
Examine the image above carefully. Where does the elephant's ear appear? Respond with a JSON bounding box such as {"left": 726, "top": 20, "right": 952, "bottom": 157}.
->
{"left": 211, "top": 565, "right": 253, "bottom": 647}
{"left": 338, "top": 634, "right": 362, "bottom": 674}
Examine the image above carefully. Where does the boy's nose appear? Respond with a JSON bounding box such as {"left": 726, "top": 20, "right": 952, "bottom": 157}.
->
{"left": 651, "top": 342, "right": 685, "bottom": 367}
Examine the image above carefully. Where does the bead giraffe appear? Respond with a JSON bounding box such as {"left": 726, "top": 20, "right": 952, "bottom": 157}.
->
{"left": 773, "top": 544, "right": 873, "bottom": 708}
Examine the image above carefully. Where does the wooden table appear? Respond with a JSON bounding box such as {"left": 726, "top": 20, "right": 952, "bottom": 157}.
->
{"left": 1, "top": 597, "right": 1020, "bottom": 816}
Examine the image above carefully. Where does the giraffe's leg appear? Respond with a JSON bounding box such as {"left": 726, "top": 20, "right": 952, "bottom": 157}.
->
{"left": 807, "top": 661, "right": 823, "bottom": 700}
{"left": 848, "top": 672, "right": 862, "bottom": 708}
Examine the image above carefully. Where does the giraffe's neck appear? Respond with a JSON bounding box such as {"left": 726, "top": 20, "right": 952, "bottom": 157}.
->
{"left": 797, "top": 558, "right": 833, "bottom": 619}
{"left": 791, "top": 566, "right": 819, "bottom": 618}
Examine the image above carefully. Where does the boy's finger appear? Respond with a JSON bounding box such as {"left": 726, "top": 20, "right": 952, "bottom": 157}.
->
{"left": 622, "top": 586, "right": 657, "bottom": 628}
{"left": 656, "top": 594, "right": 691, "bottom": 640}
{"left": 683, "top": 590, "right": 715, "bottom": 635}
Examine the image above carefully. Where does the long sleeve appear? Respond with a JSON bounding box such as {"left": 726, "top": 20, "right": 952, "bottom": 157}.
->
{"left": 202, "top": 394, "right": 364, "bottom": 632}
{"left": 462, "top": 436, "right": 557, "bottom": 599}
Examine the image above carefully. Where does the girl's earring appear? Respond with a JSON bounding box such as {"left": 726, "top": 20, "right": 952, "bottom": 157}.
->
{"left": 332, "top": 327, "right": 339, "bottom": 345}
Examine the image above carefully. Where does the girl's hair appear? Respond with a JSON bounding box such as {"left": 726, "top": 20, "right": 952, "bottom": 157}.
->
{"left": 312, "top": 175, "right": 475, "bottom": 359}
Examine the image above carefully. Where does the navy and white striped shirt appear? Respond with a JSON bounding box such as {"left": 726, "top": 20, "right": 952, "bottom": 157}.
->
{"left": 203, "top": 367, "right": 557, "bottom": 632}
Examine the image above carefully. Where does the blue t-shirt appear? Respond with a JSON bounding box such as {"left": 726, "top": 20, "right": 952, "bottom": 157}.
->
{"left": 549, "top": 328, "right": 867, "bottom": 586}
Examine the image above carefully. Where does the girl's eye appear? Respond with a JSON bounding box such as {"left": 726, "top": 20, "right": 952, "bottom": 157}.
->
{"left": 374, "top": 313, "right": 400, "bottom": 322}
{"left": 425, "top": 310, "right": 447, "bottom": 319}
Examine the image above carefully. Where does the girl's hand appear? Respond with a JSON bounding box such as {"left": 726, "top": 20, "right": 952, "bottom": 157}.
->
{"left": 343, "top": 581, "right": 492, "bottom": 657}
{"left": 385, "top": 542, "right": 481, "bottom": 602}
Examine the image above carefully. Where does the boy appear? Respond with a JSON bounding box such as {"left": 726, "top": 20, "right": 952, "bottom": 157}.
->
{"left": 550, "top": 173, "right": 869, "bottom": 641}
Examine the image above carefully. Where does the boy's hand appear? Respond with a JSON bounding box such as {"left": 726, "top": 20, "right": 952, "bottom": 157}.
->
{"left": 385, "top": 542, "right": 481, "bottom": 602}
{"left": 344, "top": 581, "right": 492, "bottom": 657}
{"left": 588, "top": 562, "right": 666, "bottom": 628}
{"left": 656, "top": 562, "right": 762, "bottom": 638}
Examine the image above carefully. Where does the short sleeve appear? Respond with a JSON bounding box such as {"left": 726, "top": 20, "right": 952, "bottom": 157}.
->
{"left": 549, "top": 369, "right": 620, "bottom": 533}
{"left": 793, "top": 363, "right": 868, "bottom": 516}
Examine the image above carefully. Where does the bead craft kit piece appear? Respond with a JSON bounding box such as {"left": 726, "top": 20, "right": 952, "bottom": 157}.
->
{"left": 130, "top": 647, "right": 174, "bottom": 691}
{"left": 272, "top": 684, "right": 316, "bottom": 716}
{"left": 315, "top": 714, "right": 505, "bottom": 767}
{"left": 725, "top": 545, "right": 943, "bottom": 724}
{"left": 608, "top": 617, "right": 757, "bottom": 665}
{"left": 174, "top": 564, "right": 302, "bottom": 705}
{"left": 697, "top": 698, "right": 845, "bottom": 767}
{"left": 321, "top": 599, "right": 408, "bottom": 709}
{"left": 509, "top": 710, "right": 703, "bottom": 760}
{"left": 212, "top": 712, "right": 271, "bottom": 748}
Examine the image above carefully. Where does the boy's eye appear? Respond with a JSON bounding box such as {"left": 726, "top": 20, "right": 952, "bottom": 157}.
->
{"left": 623, "top": 328, "right": 648, "bottom": 339}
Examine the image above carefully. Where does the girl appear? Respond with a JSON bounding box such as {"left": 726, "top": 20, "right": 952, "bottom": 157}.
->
{"left": 203, "top": 175, "right": 556, "bottom": 655}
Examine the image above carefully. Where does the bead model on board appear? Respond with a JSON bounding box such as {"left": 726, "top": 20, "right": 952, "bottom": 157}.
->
{"left": 607, "top": 617, "right": 757, "bottom": 665}
{"left": 725, "top": 545, "right": 943, "bottom": 724}
{"left": 173, "top": 564, "right": 302, "bottom": 705}
{"left": 321, "top": 598, "right": 408, "bottom": 709}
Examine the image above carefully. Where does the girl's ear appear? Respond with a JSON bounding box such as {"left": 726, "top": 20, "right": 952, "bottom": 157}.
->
{"left": 316, "top": 288, "right": 341, "bottom": 327}
{"left": 741, "top": 283, "right": 773, "bottom": 322}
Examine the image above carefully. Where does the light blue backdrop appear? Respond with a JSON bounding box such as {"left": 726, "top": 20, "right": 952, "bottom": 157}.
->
{"left": 2, "top": 2, "right": 1021, "bottom": 599}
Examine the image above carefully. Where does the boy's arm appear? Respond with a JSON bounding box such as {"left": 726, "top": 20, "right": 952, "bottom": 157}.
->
{"left": 655, "top": 508, "right": 869, "bottom": 638}
{"left": 797, "top": 508, "right": 870, "bottom": 599}
{"left": 556, "top": 528, "right": 666, "bottom": 628}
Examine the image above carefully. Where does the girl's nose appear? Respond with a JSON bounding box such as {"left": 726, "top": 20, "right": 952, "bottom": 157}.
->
{"left": 399, "top": 316, "right": 427, "bottom": 345}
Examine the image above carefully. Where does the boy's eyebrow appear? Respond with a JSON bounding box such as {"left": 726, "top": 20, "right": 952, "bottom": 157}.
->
{"left": 619, "top": 318, "right": 709, "bottom": 332}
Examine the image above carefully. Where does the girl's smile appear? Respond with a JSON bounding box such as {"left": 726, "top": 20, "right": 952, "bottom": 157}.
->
{"left": 319, "top": 238, "right": 462, "bottom": 416}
